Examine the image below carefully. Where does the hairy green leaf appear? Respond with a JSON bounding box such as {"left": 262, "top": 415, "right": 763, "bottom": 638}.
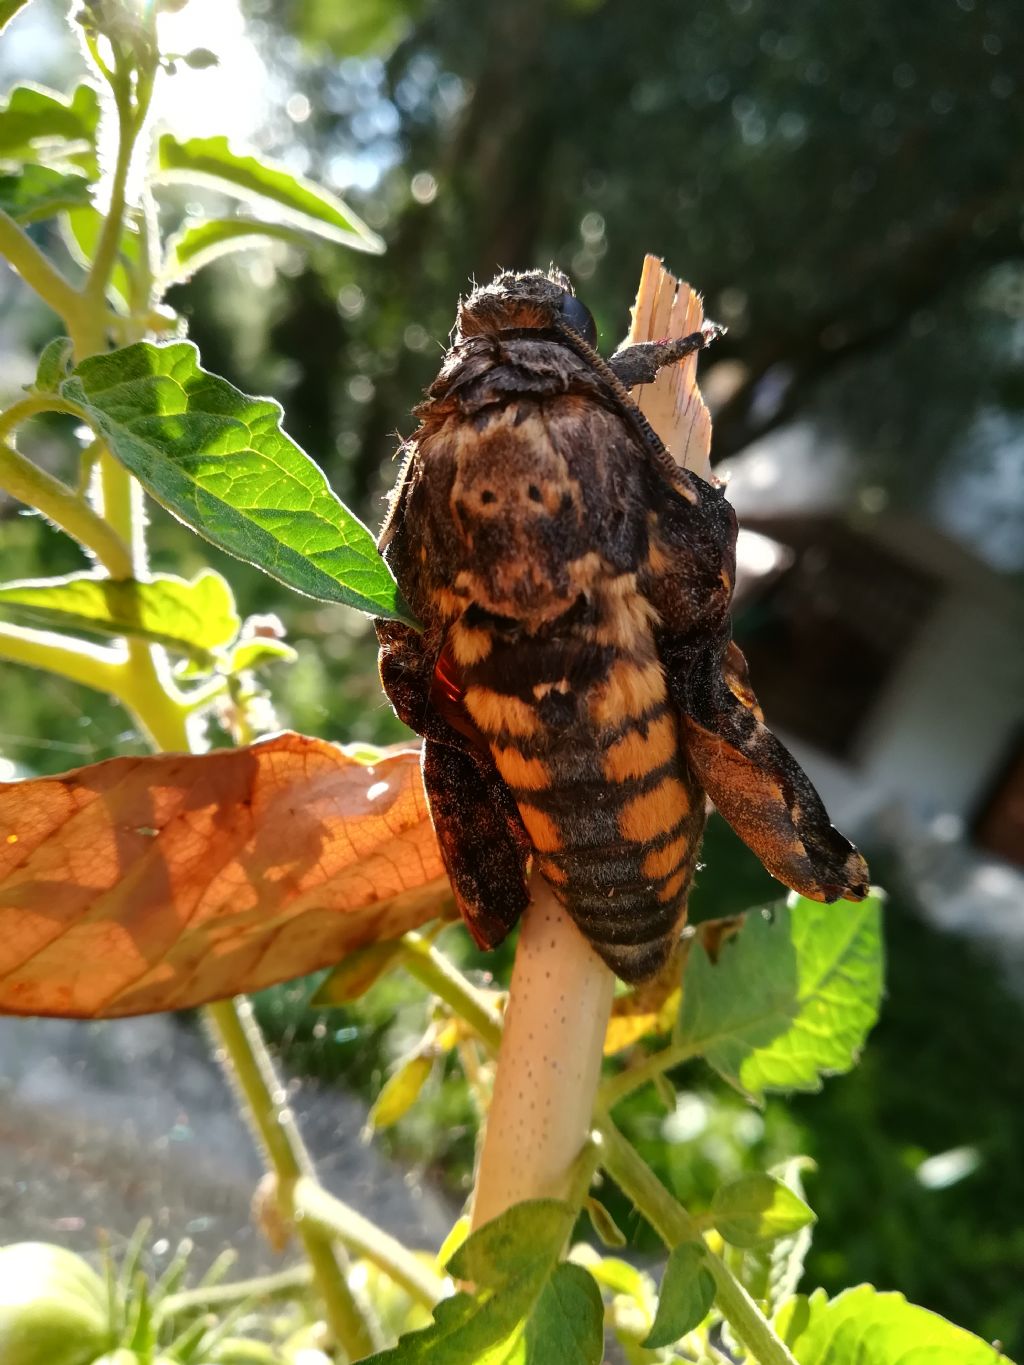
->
{"left": 0, "top": 82, "right": 100, "bottom": 175}
{"left": 0, "top": 569, "right": 239, "bottom": 658}
{"left": 60, "top": 341, "right": 415, "bottom": 623}
{"left": 582, "top": 1256, "right": 653, "bottom": 1305}
{"left": 736, "top": 1156, "right": 816, "bottom": 1313}
{"left": 175, "top": 634, "right": 298, "bottom": 679}
{"left": 368, "top": 1053, "right": 434, "bottom": 1130}
{"left": 224, "top": 636, "right": 297, "bottom": 672}
{"left": 0, "top": 0, "right": 35, "bottom": 33}
{"left": 60, "top": 206, "right": 140, "bottom": 306}
{"left": 711, "top": 1173, "right": 815, "bottom": 1250}
{"left": 583, "top": 1196, "right": 626, "bottom": 1249}
{"left": 523, "top": 1264, "right": 603, "bottom": 1363}
{"left": 643, "top": 1243, "right": 715, "bottom": 1349}
{"left": 163, "top": 216, "right": 318, "bottom": 282}
{"left": 156, "top": 134, "right": 384, "bottom": 253}
{"left": 676, "top": 892, "right": 884, "bottom": 1100}
{"left": 310, "top": 940, "right": 404, "bottom": 1006}
{"left": 741, "top": 1157, "right": 817, "bottom": 1312}
{"left": 775, "top": 1285, "right": 1013, "bottom": 1364}
{"left": 0, "top": 164, "right": 92, "bottom": 222}
{"left": 448, "top": 1201, "right": 571, "bottom": 1289}
{"left": 34, "top": 336, "right": 74, "bottom": 393}
{"left": 365, "top": 1202, "right": 603, "bottom": 1363}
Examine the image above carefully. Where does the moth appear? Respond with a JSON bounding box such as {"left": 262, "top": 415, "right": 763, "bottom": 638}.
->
{"left": 375, "top": 268, "right": 869, "bottom": 983}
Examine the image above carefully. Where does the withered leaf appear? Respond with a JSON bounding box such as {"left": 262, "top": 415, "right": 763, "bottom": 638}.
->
{"left": 0, "top": 734, "right": 449, "bottom": 1018}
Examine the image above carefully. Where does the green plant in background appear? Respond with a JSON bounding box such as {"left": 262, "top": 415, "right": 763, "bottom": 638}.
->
{"left": 0, "top": 2, "right": 1015, "bottom": 1363}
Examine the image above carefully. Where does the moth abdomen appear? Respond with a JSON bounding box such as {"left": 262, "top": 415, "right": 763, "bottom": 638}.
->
{"left": 458, "top": 624, "right": 706, "bottom": 983}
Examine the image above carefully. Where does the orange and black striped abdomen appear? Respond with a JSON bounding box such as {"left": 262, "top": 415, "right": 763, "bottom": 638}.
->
{"left": 449, "top": 585, "right": 705, "bottom": 983}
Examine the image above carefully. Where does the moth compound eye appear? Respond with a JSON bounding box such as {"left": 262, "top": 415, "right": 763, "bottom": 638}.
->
{"left": 559, "top": 293, "right": 598, "bottom": 348}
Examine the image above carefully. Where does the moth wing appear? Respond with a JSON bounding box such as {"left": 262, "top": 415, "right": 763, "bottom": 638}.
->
{"left": 658, "top": 628, "right": 869, "bottom": 904}
{"left": 422, "top": 737, "right": 532, "bottom": 950}
{"left": 375, "top": 591, "right": 531, "bottom": 950}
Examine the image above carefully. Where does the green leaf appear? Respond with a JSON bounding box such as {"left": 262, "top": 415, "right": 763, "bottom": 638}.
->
{"left": 676, "top": 891, "right": 885, "bottom": 1100}
{"left": 0, "top": 82, "right": 100, "bottom": 175}
{"left": 0, "top": 0, "right": 34, "bottom": 33}
{"left": 642, "top": 1243, "right": 715, "bottom": 1349}
{"left": 523, "top": 1264, "right": 604, "bottom": 1363}
{"left": 0, "top": 569, "right": 240, "bottom": 658}
{"left": 365, "top": 1201, "right": 603, "bottom": 1364}
{"left": 163, "top": 216, "right": 322, "bottom": 284}
{"left": 0, "top": 164, "right": 92, "bottom": 222}
{"left": 0, "top": 164, "right": 90, "bottom": 226}
{"left": 775, "top": 1285, "right": 1013, "bottom": 1364}
{"left": 710, "top": 1173, "right": 815, "bottom": 1250}
{"left": 298, "top": 0, "right": 421, "bottom": 56}
{"left": 224, "top": 637, "right": 297, "bottom": 672}
{"left": 741, "top": 1157, "right": 817, "bottom": 1312}
{"left": 368, "top": 1053, "right": 434, "bottom": 1130}
{"left": 310, "top": 940, "right": 404, "bottom": 1006}
{"left": 61, "top": 206, "right": 141, "bottom": 307}
{"left": 34, "top": 336, "right": 74, "bottom": 392}
{"left": 583, "top": 1196, "right": 627, "bottom": 1249}
{"left": 156, "top": 134, "right": 384, "bottom": 253}
{"left": 581, "top": 1256, "right": 652, "bottom": 1305}
{"left": 448, "top": 1201, "right": 571, "bottom": 1289}
{"left": 175, "top": 634, "right": 298, "bottom": 680}
{"left": 60, "top": 341, "right": 416, "bottom": 624}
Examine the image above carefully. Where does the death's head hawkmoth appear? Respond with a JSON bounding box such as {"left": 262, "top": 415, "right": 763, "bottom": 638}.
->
{"left": 375, "top": 268, "right": 868, "bottom": 983}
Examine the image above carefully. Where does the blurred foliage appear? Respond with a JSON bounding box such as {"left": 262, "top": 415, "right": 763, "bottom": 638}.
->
{"left": 225, "top": 0, "right": 1024, "bottom": 527}
{"left": 254, "top": 843, "right": 1024, "bottom": 1355}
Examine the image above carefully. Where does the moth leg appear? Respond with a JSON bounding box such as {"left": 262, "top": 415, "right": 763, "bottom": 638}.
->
{"left": 662, "top": 631, "right": 869, "bottom": 903}
{"left": 422, "top": 737, "right": 532, "bottom": 950}
{"left": 376, "top": 618, "right": 434, "bottom": 736}
{"left": 608, "top": 323, "right": 724, "bottom": 388}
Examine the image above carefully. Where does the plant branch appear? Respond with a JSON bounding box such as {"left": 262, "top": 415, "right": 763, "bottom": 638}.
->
{"left": 597, "top": 1116, "right": 799, "bottom": 1365}
{"left": 599, "top": 1038, "right": 702, "bottom": 1112}
{"left": 0, "top": 622, "right": 125, "bottom": 695}
{"left": 204, "top": 997, "right": 383, "bottom": 1359}
{"left": 85, "top": 73, "right": 147, "bottom": 317}
{"left": 158, "top": 1264, "right": 313, "bottom": 1320}
{"left": 400, "top": 931, "right": 503, "bottom": 1052}
{"left": 0, "top": 438, "right": 132, "bottom": 575}
{"left": 0, "top": 394, "right": 87, "bottom": 442}
{"left": 0, "top": 209, "right": 83, "bottom": 326}
{"left": 293, "top": 1177, "right": 448, "bottom": 1310}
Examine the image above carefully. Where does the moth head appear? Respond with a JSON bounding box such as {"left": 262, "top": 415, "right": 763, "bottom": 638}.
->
{"left": 456, "top": 268, "right": 598, "bottom": 348}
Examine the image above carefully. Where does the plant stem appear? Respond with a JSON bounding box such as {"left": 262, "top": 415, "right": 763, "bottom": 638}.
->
{"left": 470, "top": 879, "right": 615, "bottom": 1230}
{"left": 293, "top": 1177, "right": 447, "bottom": 1310}
{"left": 400, "top": 931, "right": 503, "bottom": 1052}
{"left": 159, "top": 1264, "right": 313, "bottom": 1320}
{"left": 0, "top": 622, "right": 125, "bottom": 695}
{"left": 0, "top": 394, "right": 87, "bottom": 442}
{"left": 599, "top": 1037, "right": 702, "bottom": 1111}
{"left": 0, "top": 438, "right": 133, "bottom": 576}
{"left": 0, "top": 208, "right": 83, "bottom": 325}
{"left": 205, "top": 997, "right": 383, "bottom": 1359}
{"left": 81, "top": 69, "right": 153, "bottom": 345}
{"left": 597, "top": 1116, "right": 799, "bottom": 1365}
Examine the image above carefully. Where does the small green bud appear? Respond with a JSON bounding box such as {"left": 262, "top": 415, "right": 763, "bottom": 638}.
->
{"left": 183, "top": 47, "right": 218, "bottom": 69}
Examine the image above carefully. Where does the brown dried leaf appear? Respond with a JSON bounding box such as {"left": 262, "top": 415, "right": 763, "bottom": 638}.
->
{"left": 627, "top": 253, "right": 713, "bottom": 478}
{"left": 0, "top": 733, "right": 450, "bottom": 1018}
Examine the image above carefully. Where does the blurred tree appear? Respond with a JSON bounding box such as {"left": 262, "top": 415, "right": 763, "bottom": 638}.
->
{"left": 224, "top": 0, "right": 1023, "bottom": 552}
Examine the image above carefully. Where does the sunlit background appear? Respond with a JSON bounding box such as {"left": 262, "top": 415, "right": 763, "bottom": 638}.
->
{"left": 1, "top": 0, "right": 1023, "bottom": 1352}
